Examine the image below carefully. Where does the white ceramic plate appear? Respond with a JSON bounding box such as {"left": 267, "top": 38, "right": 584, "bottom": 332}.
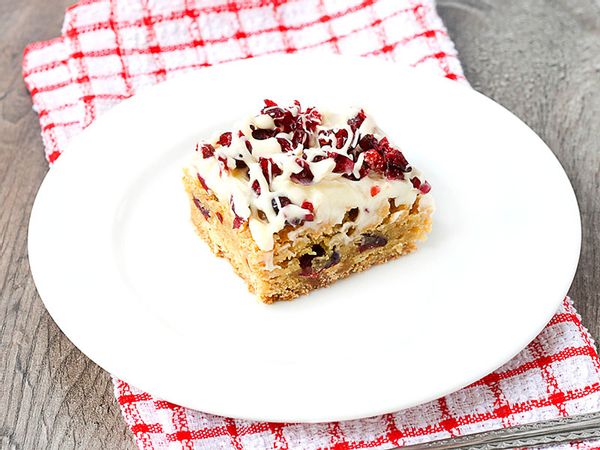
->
{"left": 29, "top": 55, "right": 581, "bottom": 423}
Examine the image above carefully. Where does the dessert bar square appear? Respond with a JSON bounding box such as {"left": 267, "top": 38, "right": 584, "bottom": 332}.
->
{"left": 183, "top": 100, "right": 434, "bottom": 303}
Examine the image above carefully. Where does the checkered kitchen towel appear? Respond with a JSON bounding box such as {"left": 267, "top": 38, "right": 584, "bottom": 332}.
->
{"left": 23, "top": 1, "right": 600, "bottom": 449}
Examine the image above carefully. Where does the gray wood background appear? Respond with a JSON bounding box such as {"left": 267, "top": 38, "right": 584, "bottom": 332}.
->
{"left": 1, "top": 0, "right": 598, "bottom": 448}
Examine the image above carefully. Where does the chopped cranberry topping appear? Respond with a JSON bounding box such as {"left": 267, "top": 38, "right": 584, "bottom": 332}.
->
{"left": 219, "top": 132, "right": 232, "bottom": 147}
{"left": 290, "top": 158, "right": 314, "bottom": 185}
{"left": 331, "top": 154, "right": 354, "bottom": 174}
{"left": 259, "top": 157, "right": 283, "bottom": 182}
{"left": 252, "top": 128, "right": 276, "bottom": 140}
{"left": 412, "top": 177, "right": 432, "bottom": 194}
{"left": 291, "top": 127, "right": 308, "bottom": 148}
{"left": 303, "top": 107, "right": 322, "bottom": 132}
{"left": 251, "top": 180, "right": 261, "bottom": 196}
{"left": 347, "top": 109, "right": 366, "bottom": 131}
{"left": 193, "top": 197, "right": 210, "bottom": 219}
{"left": 194, "top": 102, "right": 427, "bottom": 226}
{"left": 271, "top": 196, "right": 291, "bottom": 214}
{"left": 262, "top": 104, "right": 295, "bottom": 133}
{"left": 301, "top": 200, "right": 314, "bottom": 212}
{"left": 317, "top": 130, "right": 333, "bottom": 148}
{"left": 363, "top": 149, "right": 385, "bottom": 173}
{"left": 196, "top": 174, "right": 209, "bottom": 191}
{"left": 334, "top": 129, "right": 349, "bottom": 149}
{"left": 384, "top": 153, "right": 410, "bottom": 180}
{"left": 359, "top": 134, "right": 378, "bottom": 151}
{"left": 200, "top": 144, "right": 214, "bottom": 159}
{"left": 277, "top": 138, "right": 293, "bottom": 152}
{"left": 301, "top": 201, "right": 315, "bottom": 221}
{"left": 358, "top": 233, "right": 388, "bottom": 252}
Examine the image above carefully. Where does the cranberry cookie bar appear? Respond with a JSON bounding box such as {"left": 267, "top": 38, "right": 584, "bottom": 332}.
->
{"left": 183, "top": 100, "right": 433, "bottom": 303}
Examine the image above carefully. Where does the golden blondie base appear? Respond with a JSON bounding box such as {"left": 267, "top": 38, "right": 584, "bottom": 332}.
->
{"left": 183, "top": 170, "right": 432, "bottom": 303}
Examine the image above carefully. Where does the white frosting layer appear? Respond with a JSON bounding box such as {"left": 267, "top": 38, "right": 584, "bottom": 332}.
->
{"left": 189, "top": 103, "right": 433, "bottom": 251}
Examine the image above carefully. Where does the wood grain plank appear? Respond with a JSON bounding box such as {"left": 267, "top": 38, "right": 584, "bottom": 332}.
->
{"left": 0, "top": 0, "right": 598, "bottom": 448}
{"left": 0, "top": 1, "right": 134, "bottom": 449}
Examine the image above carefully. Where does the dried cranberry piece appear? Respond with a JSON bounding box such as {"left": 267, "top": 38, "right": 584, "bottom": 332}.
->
{"left": 290, "top": 159, "right": 314, "bottom": 185}
{"left": 358, "top": 233, "right": 388, "bottom": 252}
{"left": 334, "top": 129, "right": 349, "bottom": 149}
{"left": 259, "top": 157, "right": 283, "bottom": 182}
{"left": 291, "top": 128, "right": 308, "bottom": 148}
{"left": 262, "top": 105, "right": 295, "bottom": 133}
{"left": 263, "top": 99, "right": 277, "bottom": 108}
{"left": 317, "top": 130, "right": 333, "bottom": 148}
{"left": 331, "top": 154, "right": 354, "bottom": 174}
{"left": 193, "top": 197, "right": 210, "bottom": 219}
{"left": 363, "top": 149, "right": 385, "bottom": 173}
{"left": 243, "top": 139, "right": 252, "bottom": 152}
{"left": 412, "top": 178, "right": 431, "bottom": 194}
{"left": 301, "top": 201, "right": 315, "bottom": 221}
{"left": 216, "top": 212, "right": 223, "bottom": 223}
{"left": 381, "top": 143, "right": 411, "bottom": 180}
{"left": 347, "top": 109, "right": 366, "bottom": 131}
{"left": 219, "top": 132, "right": 232, "bottom": 147}
{"left": 197, "top": 174, "right": 209, "bottom": 191}
{"left": 359, "top": 134, "right": 378, "bottom": 151}
{"left": 217, "top": 156, "right": 230, "bottom": 174}
{"left": 252, "top": 128, "right": 276, "bottom": 140}
{"left": 277, "top": 137, "right": 293, "bottom": 152}
{"left": 251, "top": 180, "right": 261, "bottom": 196}
{"left": 301, "top": 201, "right": 314, "bottom": 212}
{"left": 303, "top": 107, "right": 322, "bottom": 131}
{"left": 370, "top": 186, "right": 381, "bottom": 197}
{"left": 200, "top": 143, "right": 214, "bottom": 159}
{"left": 271, "top": 196, "right": 291, "bottom": 214}
{"left": 232, "top": 216, "right": 244, "bottom": 229}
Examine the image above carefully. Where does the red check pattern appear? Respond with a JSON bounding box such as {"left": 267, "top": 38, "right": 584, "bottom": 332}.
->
{"left": 22, "top": 1, "right": 600, "bottom": 449}
{"left": 110, "top": 299, "right": 600, "bottom": 450}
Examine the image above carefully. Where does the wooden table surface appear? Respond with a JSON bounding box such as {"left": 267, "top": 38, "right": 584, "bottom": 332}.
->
{"left": 1, "top": 1, "right": 598, "bottom": 448}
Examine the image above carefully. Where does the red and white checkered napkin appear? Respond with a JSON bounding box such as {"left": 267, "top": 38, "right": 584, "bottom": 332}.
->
{"left": 22, "top": 1, "right": 600, "bottom": 449}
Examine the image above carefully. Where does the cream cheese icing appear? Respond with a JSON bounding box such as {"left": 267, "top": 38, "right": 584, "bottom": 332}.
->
{"left": 188, "top": 100, "right": 433, "bottom": 251}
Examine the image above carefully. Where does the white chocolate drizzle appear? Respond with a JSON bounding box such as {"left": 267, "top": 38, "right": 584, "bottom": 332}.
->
{"left": 188, "top": 101, "right": 433, "bottom": 252}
